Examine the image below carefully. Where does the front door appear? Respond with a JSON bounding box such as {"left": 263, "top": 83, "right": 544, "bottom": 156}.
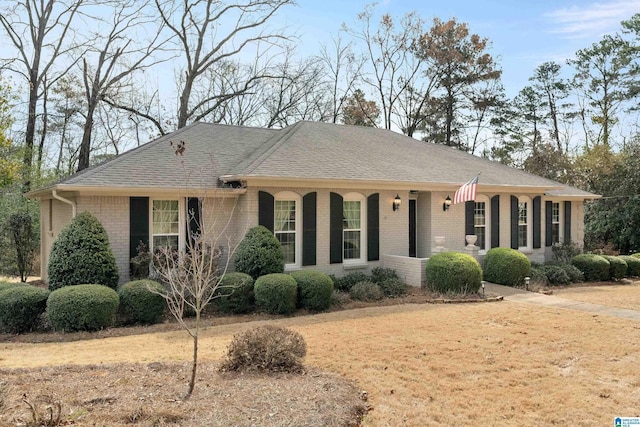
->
{"left": 409, "top": 199, "right": 417, "bottom": 257}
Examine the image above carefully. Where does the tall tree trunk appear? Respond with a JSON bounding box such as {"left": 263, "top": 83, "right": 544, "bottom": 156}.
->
{"left": 23, "top": 70, "right": 39, "bottom": 192}
{"left": 77, "top": 102, "right": 97, "bottom": 172}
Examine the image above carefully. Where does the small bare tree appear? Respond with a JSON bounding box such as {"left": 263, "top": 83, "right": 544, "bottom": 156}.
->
{"left": 150, "top": 183, "right": 242, "bottom": 399}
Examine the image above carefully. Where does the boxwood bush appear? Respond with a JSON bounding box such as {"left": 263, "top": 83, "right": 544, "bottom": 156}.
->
{"left": 632, "top": 253, "right": 640, "bottom": 259}
{"left": 621, "top": 256, "right": 640, "bottom": 277}
{"left": 0, "top": 286, "right": 50, "bottom": 334}
{"left": 254, "top": 273, "right": 297, "bottom": 315}
{"left": 117, "top": 280, "right": 166, "bottom": 325}
{"left": 571, "top": 254, "right": 610, "bottom": 281}
{"left": 47, "top": 212, "right": 119, "bottom": 291}
{"left": 349, "top": 280, "right": 384, "bottom": 301}
{"left": 47, "top": 284, "right": 119, "bottom": 332}
{"left": 425, "top": 252, "right": 482, "bottom": 294}
{"left": 214, "top": 272, "right": 255, "bottom": 314}
{"left": 290, "top": 270, "right": 333, "bottom": 312}
{"left": 601, "top": 255, "right": 628, "bottom": 280}
{"left": 234, "top": 226, "right": 284, "bottom": 280}
{"left": 0, "top": 281, "right": 23, "bottom": 293}
{"left": 332, "top": 272, "right": 369, "bottom": 292}
{"left": 483, "top": 248, "right": 530, "bottom": 287}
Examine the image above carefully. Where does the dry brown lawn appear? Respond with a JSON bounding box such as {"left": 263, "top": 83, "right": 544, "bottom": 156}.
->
{"left": 553, "top": 281, "right": 640, "bottom": 310}
{"left": 3, "top": 285, "right": 640, "bottom": 426}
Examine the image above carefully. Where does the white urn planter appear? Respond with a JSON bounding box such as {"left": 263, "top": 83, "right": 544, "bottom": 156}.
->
{"left": 465, "top": 234, "right": 477, "bottom": 247}
{"left": 434, "top": 236, "right": 446, "bottom": 253}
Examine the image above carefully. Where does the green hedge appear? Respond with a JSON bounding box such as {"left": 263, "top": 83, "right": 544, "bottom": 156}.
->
{"left": 571, "top": 254, "right": 610, "bottom": 281}
{"left": 254, "top": 273, "right": 297, "bottom": 315}
{"left": 214, "top": 272, "right": 255, "bottom": 314}
{"left": 537, "top": 265, "right": 571, "bottom": 286}
{"left": 0, "top": 286, "right": 49, "bottom": 334}
{"left": 620, "top": 256, "right": 640, "bottom": 277}
{"left": 332, "top": 272, "right": 369, "bottom": 292}
{"left": 47, "top": 212, "right": 119, "bottom": 291}
{"left": 632, "top": 253, "right": 640, "bottom": 259}
{"left": 425, "top": 252, "right": 482, "bottom": 294}
{"left": 557, "top": 264, "right": 585, "bottom": 283}
{"left": 290, "top": 270, "right": 333, "bottom": 312}
{"left": 601, "top": 256, "right": 628, "bottom": 280}
{"left": 483, "top": 248, "right": 530, "bottom": 287}
{"left": 0, "top": 281, "right": 23, "bottom": 293}
{"left": 234, "top": 226, "right": 284, "bottom": 279}
{"left": 118, "top": 280, "right": 166, "bottom": 325}
{"left": 47, "top": 284, "right": 119, "bottom": 332}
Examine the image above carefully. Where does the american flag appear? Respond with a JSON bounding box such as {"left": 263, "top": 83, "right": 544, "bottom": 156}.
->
{"left": 453, "top": 174, "right": 479, "bottom": 204}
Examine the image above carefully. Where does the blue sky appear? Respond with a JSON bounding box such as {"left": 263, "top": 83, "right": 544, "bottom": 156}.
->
{"left": 281, "top": 0, "right": 640, "bottom": 96}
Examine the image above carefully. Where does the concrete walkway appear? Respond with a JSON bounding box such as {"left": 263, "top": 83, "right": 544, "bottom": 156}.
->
{"left": 484, "top": 282, "right": 640, "bottom": 321}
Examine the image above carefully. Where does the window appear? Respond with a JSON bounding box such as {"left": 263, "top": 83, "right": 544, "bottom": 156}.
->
{"left": 552, "top": 202, "right": 561, "bottom": 243}
{"left": 152, "top": 200, "right": 180, "bottom": 250}
{"left": 274, "top": 192, "right": 301, "bottom": 267}
{"left": 517, "top": 197, "right": 532, "bottom": 250}
{"left": 474, "top": 201, "right": 486, "bottom": 250}
{"left": 343, "top": 193, "right": 366, "bottom": 263}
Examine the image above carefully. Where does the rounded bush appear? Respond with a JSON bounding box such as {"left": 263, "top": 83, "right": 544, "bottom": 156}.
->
{"left": 571, "top": 254, "right": 610, "bottom": 281}
{"left": 47, "top": 212, "right": 119, "bottom": 291}
{"left": 290, "top": 270, "right": 333, "bottom": 312}
{"left": 557, "top": 264, "right": 585, "bottom": 283}
{"left": 425, "top": 252, "right": 482, "bottom": 294}
{"left": 483, "top": 248, "right": 530, "bottom": 287}
{"left": 117, "top": 280, "right": 166, "bottom": 325}
{"left": 220, "top": 325, "right": 306, "bottom": 373}
{"left": 349, "top": 281, "right": 384, "bottom": 301}
{"left": 214, "top": 272, "right": 255, "bottom": 314}
{"left": 0, "top": 282, "right": 23, "bottom": 293}
{"left": 602, "top": 256, "right": 628, "bottom": 280}
{"left": 254, "top": 273, "right": 297, "bottom": 315}
{"left": 620, "top": 256, "right": 640, "bottom": 277}
{"left": 234, "top": 226, "right": 284, "bottom": 280}
{"left": 539, "top": 265, "right": 571, "bottom": 286}
{"left": 47, "top": 284, "right": 119, "bottom": 332}
{"left": 378, "top": 278, "right": 408, "bottom": 297}
{"left": 0, "top": 286, "right": 49, "bottom": 334}
{"left": 632, "top": 253, "right": 640, "bottom": 259}
{"left": 332, "top": 272, "right": 370, "bottom": 292}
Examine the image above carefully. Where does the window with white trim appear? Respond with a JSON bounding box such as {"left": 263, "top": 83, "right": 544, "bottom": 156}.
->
{"left": 552, "top": 202, "right": 561, "bottom": 243}
{"left": 518, "top": 196, "right": 532, "bottom": 250}
{"left": 152, "top": 199, "right": 180, "bottom": 250}
{"left": 343, "top": 193, "right": 366, "bottom": 263}
{"left": 274, "top": 192, "right": 301, "bottom": 267}
{"left": 474, "top": 201, "right": 487, "bottom": 250}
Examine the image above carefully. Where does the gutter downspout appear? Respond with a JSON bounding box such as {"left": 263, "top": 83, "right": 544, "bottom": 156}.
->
{"left": 52, "top": 189, "right": 77, "bottom": 218}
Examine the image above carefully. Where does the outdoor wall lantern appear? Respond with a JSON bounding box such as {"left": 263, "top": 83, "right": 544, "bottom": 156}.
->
{"left": 393, "top": 194, "right": 402, "bottom": 211}
{"left": 443, "top": 195, "right": 452, "bottom": 211}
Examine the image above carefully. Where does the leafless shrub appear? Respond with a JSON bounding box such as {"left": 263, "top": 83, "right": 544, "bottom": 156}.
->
{"left": 21, "top": 394, "right": 62, "bottom": 427}
{"left": 220, "top": 325, "right": 307, "bottom": 373}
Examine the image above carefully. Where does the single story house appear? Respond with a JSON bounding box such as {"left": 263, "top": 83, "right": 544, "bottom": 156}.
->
{"left": 27, "top": 121, "right": 599, "bottom": 286}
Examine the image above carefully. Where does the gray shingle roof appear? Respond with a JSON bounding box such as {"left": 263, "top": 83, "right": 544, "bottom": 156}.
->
{"left": 39, "top": 120, "right": 597, "bottom": 198}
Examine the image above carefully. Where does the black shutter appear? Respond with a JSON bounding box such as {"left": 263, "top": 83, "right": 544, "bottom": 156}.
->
{"left": 367, "top": 193, "right": 379, "bottom": 261}
{"left": 330, "top": 192, "right": 343, "bottom": 264}
{"left": 564, "top": 201, "right": 572, "bottom": 243}
{"left": 187, "top": 197, "right": 202, "bottom": 249}
{"left": 258, "top": 191, "right": 274, "bottom": 232}
{"left": 491, "top": 195, "right": 500, "bottom": 248}
{"left": 465, "top": 201, "right": 475, "bottom": 245}
{"left": 129, "top": 196, "right": 149, "bottom": 261}
{"left": 510, "top": 196, "right": 519, "bottom": 249}
{"left": 533, "top": 196, "right": 541, "bottom": 249}
{"left": 302, "top": 192, "right": 317, "bottom": 266}
{"left": 545, "top": 201, "right": 553, "bottom": 247}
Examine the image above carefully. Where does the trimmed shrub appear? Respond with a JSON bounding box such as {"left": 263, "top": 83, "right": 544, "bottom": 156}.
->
{"left": 254, "top": 273, "right": 297, "bottom": 315}
{"left": 332, "top": 272, "right": 369, "bottom": 292}
{"left": 0, "top": 281, "right": 23, "bottom": 293}
{"left": 290, "top": 270, "right": 333, "bottom": 312}
{"left": 632, "top": 253, "right": 640, "bottom": 259}
{"left": 47, "top": 212, "right": 119, "bottom": 291}
{"left": 371, "top": 267, "right": 399, "bottom": 284}
{"left": 220, "top": 325, "right": 306, "bottom": 373}
{"left": 47, "top": 284, "right": 119, "bottom": 332}
{"left": 571, "top": 254, "right": 610, "bottom": 281}
{"left": 349, "top": 280, "right": 384, "bottom": 301}
{"left": 530, "top": 266, "right": 549, "bottom": 288}
{"left": 621, "top": 256, "right": 640, "bottom": 277}
{"left": 118, "top": 280, "right": 166, "bottom": 325}
{"left": 0, "top": 286, "right": 49, "bottom": 333}
{"left": 483, "top": 248, "right": 531, "bottom": 287}
{"left": 425, "top": 252, "right": 482, "bottom": 294}
{"left": 214, "top": 272, "right": 255, "bottom": 314}
{"left": 539, "top": 265, "right": 571, "bottom": 286}
{"left": 234, "top": 226, "right": 284, "bottom": 280}
{"left": 378, "top": 278, "right": 408, "bottom": 297}
{"left": 602, "top": 256, "right": 628, "bottom": 280}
